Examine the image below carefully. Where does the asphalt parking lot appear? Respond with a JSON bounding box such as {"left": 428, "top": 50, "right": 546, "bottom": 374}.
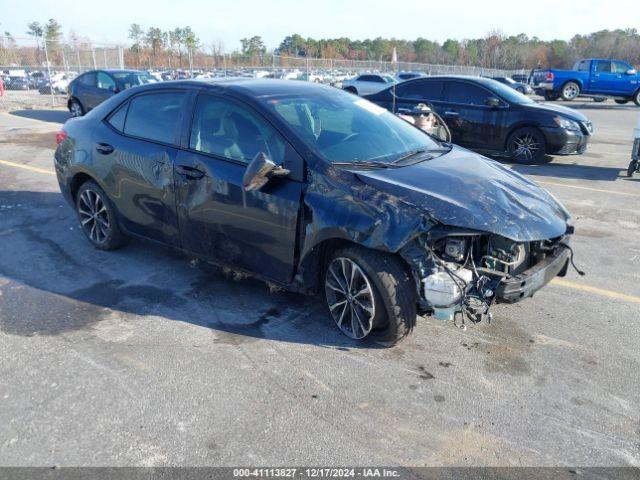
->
{"left": 0, "top": 98, "right": 639, "bottom": 467}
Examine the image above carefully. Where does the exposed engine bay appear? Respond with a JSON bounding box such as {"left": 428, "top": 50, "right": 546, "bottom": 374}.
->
{"left": 402, "top": 228, "right": 576, "bottom": 330}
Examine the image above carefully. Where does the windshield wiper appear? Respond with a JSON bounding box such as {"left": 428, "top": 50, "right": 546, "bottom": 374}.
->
{"left": 391, "top": 146, "right": 452, "bottom": 165}
{"left": 332, "top": 160, "right": 396, "bottom": 169}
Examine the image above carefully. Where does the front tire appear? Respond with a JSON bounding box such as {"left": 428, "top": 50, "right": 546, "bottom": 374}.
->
{"left": 560, "top": 81, "right": 580, "bottom": 101}
{"left": 343, "top": 86, "right": 358, "bottom": 95}
{"left": 76, "top": 181, "right": 126, "bottom": 250}
{"left": 633, "top": 90, "right": 640, "bottom": 107}
{"left": 324, "top": 246, "right": 416, "bottom": 346}
{"left": 615, "top": 99, "right": 629, "bottom": 105}
{"left": 507, "top": 127, "right": 548, "bottom": 164}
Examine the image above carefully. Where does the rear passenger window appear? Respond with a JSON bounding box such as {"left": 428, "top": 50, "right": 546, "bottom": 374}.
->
{"left": 107, "top": 103, "right": 128, "bottom": 132}
{"left": 446, "top": 82, "right": 490, "bottom": 105}
{"left": 123, "top": 92, "right": 185, "bottom": 144}
{"left": 397, "top": 81, "right": 443, "bottom": 101}
{"left": 78, "top": 73, "right": 95, "bottom": 86}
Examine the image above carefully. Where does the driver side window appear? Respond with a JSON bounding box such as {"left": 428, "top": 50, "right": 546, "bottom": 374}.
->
{"left": 189, "top": 95, "right": 286, "bottom": 164}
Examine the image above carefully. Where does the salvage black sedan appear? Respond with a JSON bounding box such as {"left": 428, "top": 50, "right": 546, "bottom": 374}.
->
{"left": 365, "top": 75, "right": 593, "bottom": 164}
{"left": 54, "top": 79, "right": 575, "bottom": 345}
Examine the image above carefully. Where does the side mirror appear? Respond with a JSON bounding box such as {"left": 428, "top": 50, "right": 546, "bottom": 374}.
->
{"left": 243, "top": 152, "right": 290, "bottom": 192}
{"left": 626, "top": 69, "right": 637, "bottom": 75}
{"left": 485, "top": 97, "right": 501, "bottom": 107}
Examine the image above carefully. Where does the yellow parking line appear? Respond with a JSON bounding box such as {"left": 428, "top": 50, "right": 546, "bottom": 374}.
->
{"left": 0, "top": 159, "right": 55, "bottom": 175}
{"left": 551, "top": 278, "right": 640, "bottom": 305}
{"left": 537, "top": 180, "right": 640, "bottom": 198}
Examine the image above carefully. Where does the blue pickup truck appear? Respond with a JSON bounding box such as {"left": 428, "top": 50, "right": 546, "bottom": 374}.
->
{"left": 533, "top": 58, "right": 640, "bottom": 105}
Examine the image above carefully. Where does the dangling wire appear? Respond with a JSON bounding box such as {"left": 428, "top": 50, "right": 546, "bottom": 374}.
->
{"left": 561, "top": 243, "right": 586, "bottom": 276}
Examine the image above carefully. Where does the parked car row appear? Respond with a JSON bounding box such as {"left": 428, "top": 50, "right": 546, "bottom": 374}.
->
{"left": 55, "top": 79, "right": 576, "bottom": 346}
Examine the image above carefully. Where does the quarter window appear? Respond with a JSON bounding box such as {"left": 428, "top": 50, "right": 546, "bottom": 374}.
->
{"left": 123, "top": 92, "right": 185, "bottom": 144}
{"left": 107, "top": 103, "right": 128, "bottom": 132}
{"left": 189, "top": 95, "right": 286, "bottom": 164}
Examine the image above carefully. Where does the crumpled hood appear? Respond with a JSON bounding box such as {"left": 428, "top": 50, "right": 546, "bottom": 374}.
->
{"left": 352, "top": 147, "right": 570, "bottom": 242}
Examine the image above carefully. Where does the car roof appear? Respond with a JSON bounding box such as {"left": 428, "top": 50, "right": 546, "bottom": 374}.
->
{"left": 81, "top": 69, "right": 147, "bottom": 75}
{"left": 400, "top": 75, "right": 500, "bottom": 87}
{"left": 125, "top": 78, "right": 340, "bottom": 98}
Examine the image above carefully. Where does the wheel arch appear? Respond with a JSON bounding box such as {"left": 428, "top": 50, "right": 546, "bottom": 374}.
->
{"left": 562, "top": 78, "right": 583, "bottom": 90}
{"left": 294, "top": 235, "right": 415, "bottom": 294}
{"left": 503, "top": 123, "right": 545, "bottom": 152}
{"left": 69, "top": 171, "right": 99, "bottom": 202}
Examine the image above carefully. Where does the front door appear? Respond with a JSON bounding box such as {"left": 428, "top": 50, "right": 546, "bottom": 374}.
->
{"left": 174, "top": 93, "right": 303, "bottom": 284}
{"left": 441, "top": 81, "right": 507, "bottom": 150}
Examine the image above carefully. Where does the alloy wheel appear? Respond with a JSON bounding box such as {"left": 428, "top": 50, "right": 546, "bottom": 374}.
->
{"left": 78, "top": 189, "right": 110, "bottom": 244}
{"left": 563, "top": 84, "right": 579, "bottom": 100}
{"left": 512, "top": 132, "right": 541, "bottom": 162}
{"left": 325, "top": 257, "right": 376, "bottom": 340}
{"left": 70, "top": 102, "right": 82, "bottom": 117}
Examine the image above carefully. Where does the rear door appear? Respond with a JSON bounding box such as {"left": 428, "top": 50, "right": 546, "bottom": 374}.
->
{"left": 92, "top": 90, "right": 188, "bottom": 246}
{"left": 94, "top": 71, "right": 118, "bottom": 107}
{"left": 590, "top": 60, "right": 616, "bottom": 94}
{"left": 74, "top": 72, "right": 97, "bottom": 109}
{"left": 174, "top": 93, "right": 303, "bottom": 284}
{"left": 394, "top": 79, "right": 445, "bottom": 114}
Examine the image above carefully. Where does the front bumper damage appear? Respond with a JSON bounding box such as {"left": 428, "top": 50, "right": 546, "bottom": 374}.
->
{"left": 401, "top": 229, "right": 572, "bottom": 328}
{"left": 496, "top": 245, "right": 569, "bottom": 303}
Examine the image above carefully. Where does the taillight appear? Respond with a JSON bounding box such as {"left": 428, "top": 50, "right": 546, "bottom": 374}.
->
{"left": 546, "top": 72, "right": 554, "bottom": 81}
{"left": 55, "top": 130, "right": 67, "bottom": 145}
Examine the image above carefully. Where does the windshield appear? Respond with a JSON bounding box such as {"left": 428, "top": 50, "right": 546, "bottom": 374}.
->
{"left": 113, "top": 72, "right": 156, "bottom": 89}
{"left": 488, "top": 80, "right": 534, "bottom": 104}
{"left": 261, "top": 90, "right": 442, "bottom": 165}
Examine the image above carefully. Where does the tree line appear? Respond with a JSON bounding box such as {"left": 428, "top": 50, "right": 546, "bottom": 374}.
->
{"left": 3, "top": 20, "right": 640, "bottom": 70}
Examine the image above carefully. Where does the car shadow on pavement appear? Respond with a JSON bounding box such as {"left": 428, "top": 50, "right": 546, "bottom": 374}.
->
{"left": 510, "top": 162, "right": 625, "bottom": 181}
{"left": 0, "top": 190, "right": 381, "bottom": 350}
{"left": 9, "top": 109, "right": 70, "bottom": 124}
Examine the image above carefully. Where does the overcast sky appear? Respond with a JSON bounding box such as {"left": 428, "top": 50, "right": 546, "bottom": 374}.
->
{"left": 4, "top": 0, "right": 640, "bottom": 50}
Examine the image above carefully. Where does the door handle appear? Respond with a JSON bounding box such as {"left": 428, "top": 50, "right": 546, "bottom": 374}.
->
{"left": 444, "top": 111, "right": 459, "bottom": 116}
{"left": 176, "top": 164, "right": 205, "bottom": 180}
{"left": 95, "top": 142, "right": 114, "bottom": 155}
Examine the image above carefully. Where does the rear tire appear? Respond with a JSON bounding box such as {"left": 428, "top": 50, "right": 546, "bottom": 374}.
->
{"left": 628, "top": 160, "right": 638, "bottom": 177}
{"left": 507, "top": 127, "right": 548, "bottom": 164}
{"left": 560, "top": 81, "right": 580, "bottom": 101}
{"left": 324, "top": 246, "right": 416, "bottom": 347}
{"left": 544, "top": 91, "right": 560, "bottom": 101}
{"left": 69, "top": 98, "right": 84, "bottom": 117}
{"left": 593, "top": 96, "right": 606, "bottom": 103}
{"left": 75, "top": 181, "right": 127, "bottom": 250}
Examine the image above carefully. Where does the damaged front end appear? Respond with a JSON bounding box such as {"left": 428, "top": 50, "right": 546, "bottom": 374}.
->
{"left": 401, "top": 227, "right": 574, "bottom": 329}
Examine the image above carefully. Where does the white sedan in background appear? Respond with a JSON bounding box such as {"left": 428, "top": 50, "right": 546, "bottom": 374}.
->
{"left": 342, "top": 73, "right": 397, "bottom": 95}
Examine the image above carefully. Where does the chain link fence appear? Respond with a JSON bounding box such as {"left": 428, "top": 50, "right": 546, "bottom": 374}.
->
{"left": 0, "top": 35, "right": 526, "bottom": 110}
